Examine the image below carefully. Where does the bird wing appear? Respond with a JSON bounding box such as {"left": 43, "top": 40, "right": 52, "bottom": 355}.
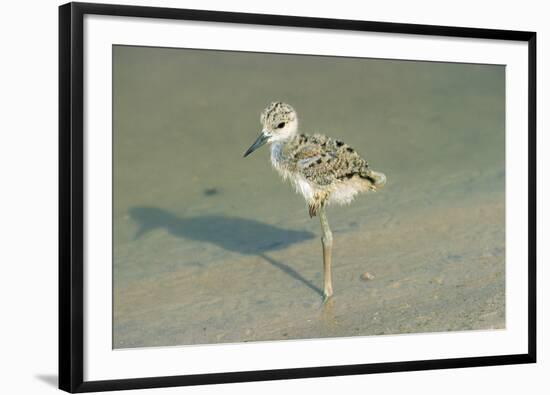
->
{"left": 292, "top": 134, "right": 372, "bottom": 186}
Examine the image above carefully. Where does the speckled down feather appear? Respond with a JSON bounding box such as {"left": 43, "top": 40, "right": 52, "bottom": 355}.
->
{"left": 290, "top": 134, "right": 378, "bottom": 185}
{"left": 271, "top": 133, "right": 386, "bottom": 216}
{"left": 245, "top": 101, "right": 386, "bottom": 217}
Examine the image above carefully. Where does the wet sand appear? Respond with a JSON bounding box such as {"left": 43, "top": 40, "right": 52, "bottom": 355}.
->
{"left": 113, "top": 46, "right": 505, "bottom": 348}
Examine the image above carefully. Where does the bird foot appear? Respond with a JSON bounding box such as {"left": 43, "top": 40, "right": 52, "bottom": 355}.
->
{"left": 323, "top": 292, "right": 333, "bottom": 304}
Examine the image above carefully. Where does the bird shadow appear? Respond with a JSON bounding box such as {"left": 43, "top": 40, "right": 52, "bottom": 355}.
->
{"left": 128, "top": 207, "right": 322, "bottom": 297}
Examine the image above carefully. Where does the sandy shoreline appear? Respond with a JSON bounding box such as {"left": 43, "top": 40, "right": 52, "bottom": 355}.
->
{"left": 114, "top": 194, "right": 504, "bottom": 348}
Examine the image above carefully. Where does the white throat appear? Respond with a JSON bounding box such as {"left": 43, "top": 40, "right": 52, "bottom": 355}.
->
{"left": 270, "top": 141, "right": 285, "bottom": 169}
{"left": 268, "top": 119, "right": 298, "bottom": 171}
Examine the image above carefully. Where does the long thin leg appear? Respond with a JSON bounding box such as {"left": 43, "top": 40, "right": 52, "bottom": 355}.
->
{"left": 319, "top": 206, "right": 333, "bottom": 302}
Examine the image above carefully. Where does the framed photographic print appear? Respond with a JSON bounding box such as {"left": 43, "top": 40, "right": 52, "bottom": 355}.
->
{"left": 59, "top": 2, "right": 537, "bottom": 393}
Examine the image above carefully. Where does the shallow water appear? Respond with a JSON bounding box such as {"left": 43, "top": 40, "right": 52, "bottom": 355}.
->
{"left": 113, "top": 45, "right": 505, "bottom": 348}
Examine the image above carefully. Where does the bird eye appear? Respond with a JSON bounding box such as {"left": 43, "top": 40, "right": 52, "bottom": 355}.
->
{"left": 277, "top": 122, "right": 285, "bottom": 129}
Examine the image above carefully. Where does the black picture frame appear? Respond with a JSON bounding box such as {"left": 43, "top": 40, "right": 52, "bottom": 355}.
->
{"left": 59, "top": 2, "right": 537, "bottom": 393}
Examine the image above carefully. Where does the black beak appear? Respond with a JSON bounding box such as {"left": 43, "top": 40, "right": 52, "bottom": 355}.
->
{"left": 243, "top": 131, "right": 269, "bottom": 157}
